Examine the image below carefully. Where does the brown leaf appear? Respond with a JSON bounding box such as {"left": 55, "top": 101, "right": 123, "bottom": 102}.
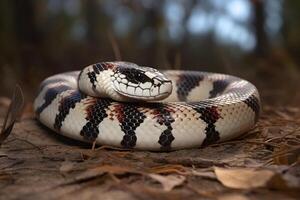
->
{"left": 76, "top": 165, "right": 140, "bottom": 181}
{"left": 214, "top": 167, "right": 300, "bottom": 190}
{"left": 0, "top": 150, "right": 8, "bottom": 157}
{"left": 214, "top": 167, "right": 275, "bottom": 189}
{"left": 147, "top": 164, "right": 188, "bottom": 175}
{"left": 0, "top": 85, "right": 24, "bottom": 145}
{"left": 217, "top": 194, "right": 250, "bottom": 200}
{"left": 148, "top": 174, "right": 186, "bottom": 191}
{"left": 58, "top": 164, "right": 140, "bottom": 187}
{"left": 59, "top": 161, "right": 75, "bottom": 173}
{"left": 0, "top": 97, "right": 11, "bottom": 107}
{"left": 191, "top": 169, "right": 217, "bottom": 179}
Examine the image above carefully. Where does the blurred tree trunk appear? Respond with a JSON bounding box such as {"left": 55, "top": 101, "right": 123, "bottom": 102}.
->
{"left": 83, "top": 0, "right": 112, "bottom": 61}
{"left": 84, "top": 0, "right": 100, "bottom": 43}
{"left": 13, "top": 0, "right": 40, "bottom": 44}
{"left": 172, "top": 0, "right": 197, "bottom": 68}
{"left": 252, "top": 0, "right": 269, "bottom": 57}
{"left": 12, "top": 0, "right": 42, "bottom": 87}
{"left": 135, "top": 2, "right": 163, "bottom": 66}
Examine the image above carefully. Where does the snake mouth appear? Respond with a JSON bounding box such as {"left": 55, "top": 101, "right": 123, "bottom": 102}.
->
{"left": 112, "top": 81, "right": 173, "bottom": 101}
{"left": 115, "top": 90, "right": 171, "bottom": 101}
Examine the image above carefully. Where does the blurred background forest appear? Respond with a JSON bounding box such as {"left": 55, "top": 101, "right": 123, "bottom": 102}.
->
{"left": 0, "top": 0, "right": 299, "bottom": 105}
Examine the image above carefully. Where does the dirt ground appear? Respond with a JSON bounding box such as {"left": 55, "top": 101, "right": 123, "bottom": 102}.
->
{"left": 0, "top": 98, "right": 299, "bottom": 200}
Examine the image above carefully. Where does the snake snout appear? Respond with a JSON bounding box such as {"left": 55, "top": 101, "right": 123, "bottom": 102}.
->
{"left": 155, "top": 80, "right": 172, "bottom": 99}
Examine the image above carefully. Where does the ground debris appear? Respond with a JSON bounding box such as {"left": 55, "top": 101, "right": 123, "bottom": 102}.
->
{"left": 0, "top": 104, "right": 299, "bottom": 200}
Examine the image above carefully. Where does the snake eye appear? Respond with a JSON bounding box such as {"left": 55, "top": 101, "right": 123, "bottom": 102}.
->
{"left": 134, "top": 72, "right": 150, "bottom": 83}
{"left": 117, "top": 68, "right": 152, "bottom": 84}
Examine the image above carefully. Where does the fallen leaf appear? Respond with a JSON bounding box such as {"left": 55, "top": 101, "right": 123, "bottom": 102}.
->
{"left": 59, "top": 164, "right": 140, "bottom": 186}
{"left": 60, "top": 161, "right": 75, "bottom": 173}
{"left": 217, "top": 194, "right": 250, "bottom": 200}
{"left": 191, "top": 170, "right": 216, "bottom": 179}
{"left": 214, "top": 167, "right": 275, "bottom": 189}
{"left": 0, "top": 150, "right": 8, "bottom": 157}
{"left": 76, "top": 165, "right": 140, "bottom": 181}
{"left": 148, "top": 164, "right": 188, "bottom": 175}
{"left": 0, "top": 97, "right": 11, "bottom": 107}
{"left": 0, "top": 85, "right": 24, "bottom": 145}
{"left": 214, "top": 167, "right": 300, "bottom": 191}
{"left": 148, "top": 174, "right": 186, "bottom": 191}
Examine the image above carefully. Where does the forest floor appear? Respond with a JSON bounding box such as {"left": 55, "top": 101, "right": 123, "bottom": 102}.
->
{"left": 0, "top": 96, "right": 299, "bottom": 200}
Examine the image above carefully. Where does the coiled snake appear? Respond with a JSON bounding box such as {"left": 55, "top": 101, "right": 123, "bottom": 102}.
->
{"left": 34, "top": 62, "right": 261, "bottom": 151}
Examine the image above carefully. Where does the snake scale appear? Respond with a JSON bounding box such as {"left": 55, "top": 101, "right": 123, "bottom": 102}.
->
{"left": 34, "top": 62, "right": 261, "bottom": 151}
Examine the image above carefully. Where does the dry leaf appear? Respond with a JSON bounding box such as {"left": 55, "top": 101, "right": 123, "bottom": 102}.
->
{"left": 191, "top": 170, "right": 217, "bottom": 179}
{"left": 148, "top": 174, "right": 186, "bottom": 191}
{"left": 0, "top": 150, "right": 8, "bottom": 157}
{"left": 58, "top": 164, "right": 140, "bottom": 186}
{"left": 217, "top": 194, "right": 250, "bottom": 200}
{"left": 214, "top": 167, "right": 300, "bottom": 191}
{"left": 148, "top": 164, "right": 188, "bottom": 175}
{"left": 0, "top": 85, "right": 24, "bottom": 145}
{"left": 214, "top": 167, "right": 275, "bottom": 189}
{"left": 0, "top": 97, "right": 11, "bottom": 107}
{"left": 59, "top": 161, "right": 75, "bottom": 173}
{"left": 76, "top": 165, "right": 139, "bottom": 181}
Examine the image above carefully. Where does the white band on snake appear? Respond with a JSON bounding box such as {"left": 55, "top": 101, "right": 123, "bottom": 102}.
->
{"left": 34, "top": 62, "right": 261, "bottom": 151}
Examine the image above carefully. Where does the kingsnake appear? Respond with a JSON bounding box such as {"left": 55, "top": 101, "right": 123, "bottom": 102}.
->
{"left": 34, "top": 62, "right": 261, "bottom": 151}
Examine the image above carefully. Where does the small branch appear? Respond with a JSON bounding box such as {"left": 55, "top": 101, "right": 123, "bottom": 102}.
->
{"left": 107, "top": 31, "right": 122, "bottom": 61}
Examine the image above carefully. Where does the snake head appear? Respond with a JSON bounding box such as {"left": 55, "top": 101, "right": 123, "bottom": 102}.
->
{"left": 111, "top": 62, "right": 172, "bottom": 101}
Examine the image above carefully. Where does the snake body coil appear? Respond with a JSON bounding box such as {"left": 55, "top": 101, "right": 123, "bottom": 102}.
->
{"left": 34, "top": 62, "right": 260, "bottom": 150}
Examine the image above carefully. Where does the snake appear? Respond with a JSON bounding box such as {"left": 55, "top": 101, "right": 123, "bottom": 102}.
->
{"left": 34, "top": 61, "right": 261, "bottom": 151}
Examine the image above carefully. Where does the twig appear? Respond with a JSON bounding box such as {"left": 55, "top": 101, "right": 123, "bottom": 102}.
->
{"left": 107, "top": 31, "right": 122, "bottom": 61}
{"left": 91, "top": 140, "right": 96, "bottom": 151}
{"left": 7, "top": 137, "right": 43, "bottom": 152}
{"left": 210, "top": 139, "right": 280, "bottom": 148}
